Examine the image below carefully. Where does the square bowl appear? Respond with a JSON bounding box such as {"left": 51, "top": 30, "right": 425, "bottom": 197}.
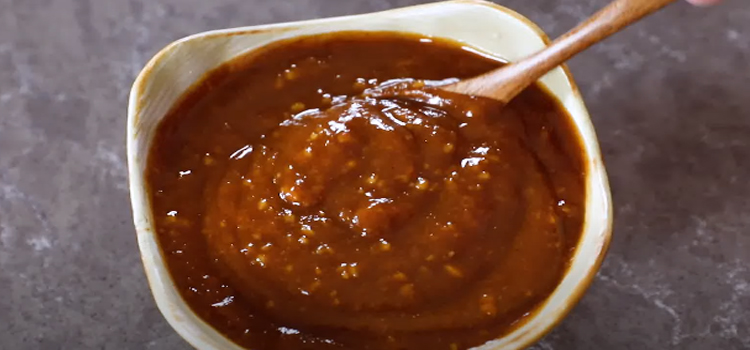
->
{"left": 127, "top": 1, "right": 613, "bottom": 349}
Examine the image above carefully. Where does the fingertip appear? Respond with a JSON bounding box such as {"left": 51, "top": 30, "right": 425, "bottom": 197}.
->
{"left": 687, "top": 0, "right": 722, "bottom": 6}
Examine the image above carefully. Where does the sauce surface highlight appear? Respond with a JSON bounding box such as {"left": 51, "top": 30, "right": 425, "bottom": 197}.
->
{"left": 147, "top": 32, "right": 586, "bottom": 350}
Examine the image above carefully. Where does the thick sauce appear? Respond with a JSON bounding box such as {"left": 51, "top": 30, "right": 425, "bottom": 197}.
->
{"left": 147, "top": 32, "right": 585, "bottom": 350}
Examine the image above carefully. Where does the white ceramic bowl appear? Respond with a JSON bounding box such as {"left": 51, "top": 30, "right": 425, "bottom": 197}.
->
{"left": 127, "top": 1, "right": 613, "bottom": 349}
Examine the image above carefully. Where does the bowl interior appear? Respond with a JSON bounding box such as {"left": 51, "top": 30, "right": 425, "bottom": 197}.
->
{"left": 127, "top": 1, "right": 612, "bottom": 349}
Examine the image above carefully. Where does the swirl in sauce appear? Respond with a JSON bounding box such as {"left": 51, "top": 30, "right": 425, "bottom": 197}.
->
{"left": 147, "top": 32, "right": 585, "bottom": 350}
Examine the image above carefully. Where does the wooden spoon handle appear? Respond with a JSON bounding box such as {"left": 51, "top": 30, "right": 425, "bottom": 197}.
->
{"left": 446, "top": 0, "right": 678, "bottom": 103}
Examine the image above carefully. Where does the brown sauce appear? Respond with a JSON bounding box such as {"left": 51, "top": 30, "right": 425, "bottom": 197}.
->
{"left": 146, "top": 31, "right": 586, "bottom": 350}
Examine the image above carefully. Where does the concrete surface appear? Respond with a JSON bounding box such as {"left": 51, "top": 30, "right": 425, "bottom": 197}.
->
{"left": 1, "top": 0, "right": 749, "bottom": 349}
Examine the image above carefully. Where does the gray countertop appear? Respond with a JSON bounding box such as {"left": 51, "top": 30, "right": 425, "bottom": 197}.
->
{"left": 1, "top": 0, "right": 748, "bottom": 349}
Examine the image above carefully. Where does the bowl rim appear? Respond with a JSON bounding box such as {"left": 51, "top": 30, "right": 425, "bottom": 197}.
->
{"left": 127, "top": 1, "right": 613, "bottom": 349}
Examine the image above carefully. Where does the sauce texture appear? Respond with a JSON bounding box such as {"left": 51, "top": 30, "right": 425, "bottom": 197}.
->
{"left": 147, "top": 32, "right": 586, "bottom": 350}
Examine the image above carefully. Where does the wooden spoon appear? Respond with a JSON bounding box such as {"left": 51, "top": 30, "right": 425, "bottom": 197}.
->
{"left": 442, "top": 0, "right": 678, "bottom": 103}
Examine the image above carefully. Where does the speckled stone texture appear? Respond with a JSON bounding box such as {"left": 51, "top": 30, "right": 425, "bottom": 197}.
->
{"left": 0, "top": 0, "right": 748, "bottom": 348}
